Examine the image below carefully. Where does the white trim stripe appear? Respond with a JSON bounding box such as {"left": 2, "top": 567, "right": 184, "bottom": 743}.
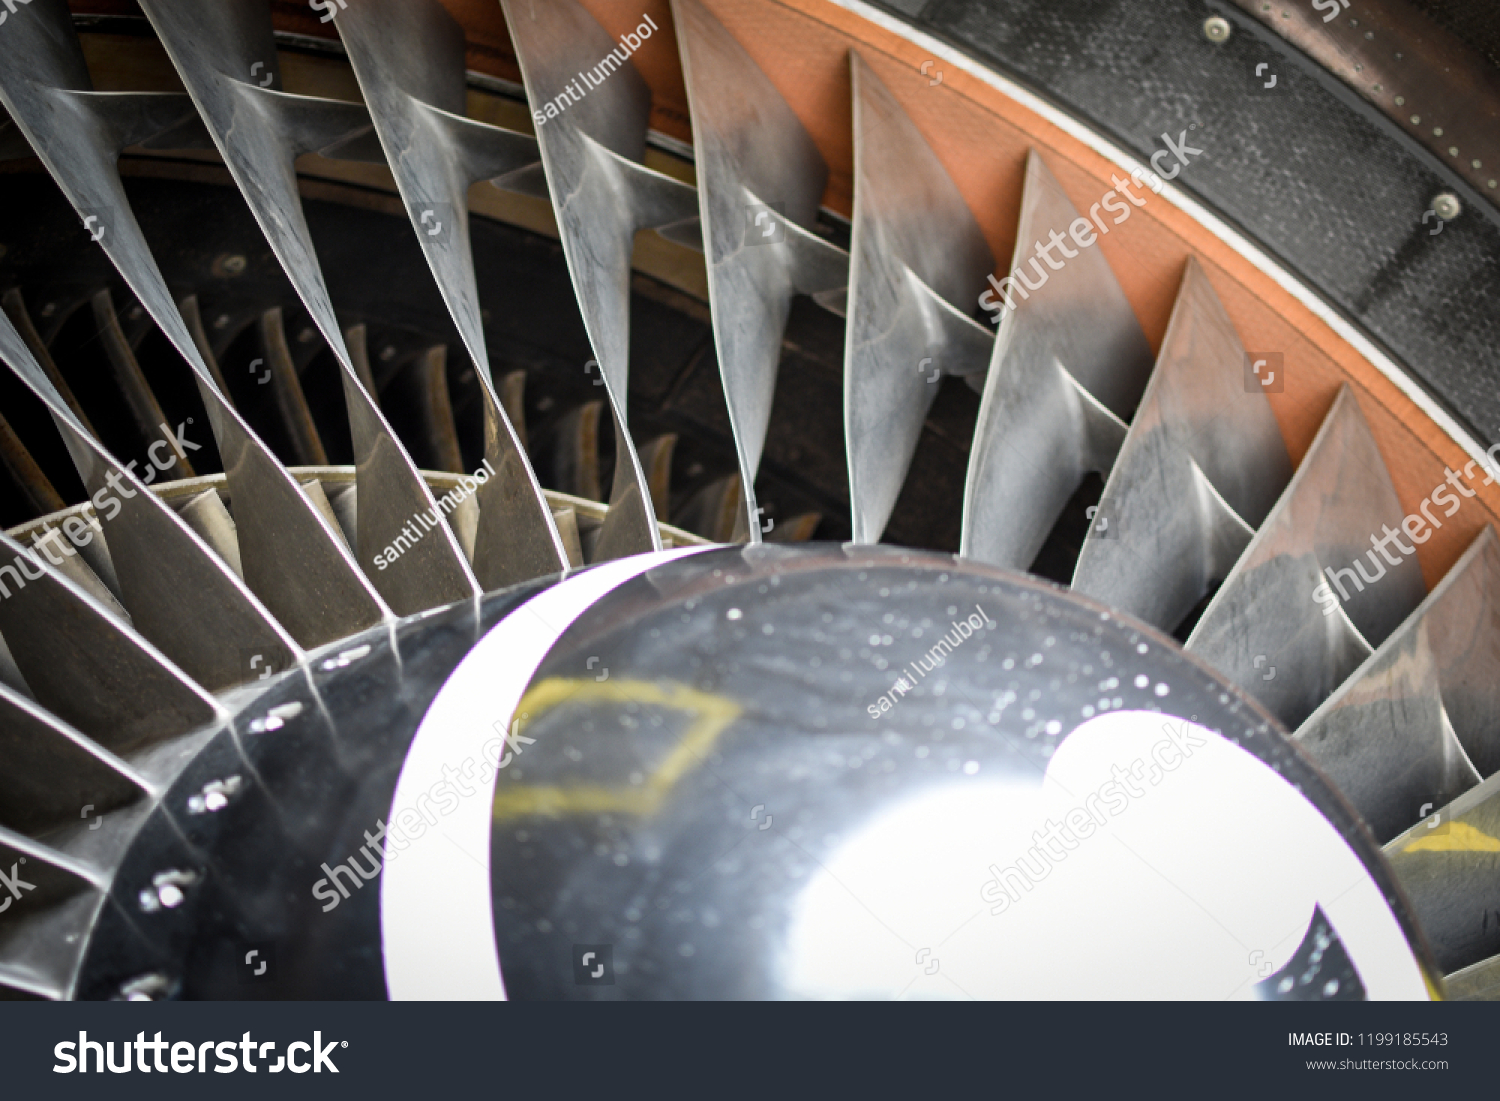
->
{"left": 382, "top": 547, "right": 711, "bottom": 1000}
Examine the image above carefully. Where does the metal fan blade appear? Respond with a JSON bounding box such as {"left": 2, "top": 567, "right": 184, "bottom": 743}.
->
{"left": 257, "top": 307, "right": 327, "bottom": 467}
{"left": 499, "top": 0, "right": 687, "bottom": 559}
{"left": 552, "top": 507, "right": 585, "bottom": 568}
{"left": 0, "top": 527, "right": 223, "bottom": 754}
{"left": 220, "top": 416, "right": 391, "bottom": 645}
{"left": 495, "top": 0, "right": 696, "bottom": 403}
{"left": 0, "top": 683, "right": 151, "bottom": 838}
{"left": 91, "top": 290, "right": 195, "bottom": 479}
{"left": 961, "top": 149, "right": 1154, "bottom": 569}
{"left": 765, "top": 512, "right": 823, "bottom": 543}
{"left": 0, "top": 826, "right": 105, "bottom": 1000}
{"left": 501, "top": 370, "right": 529, "bottom": 453}
{"left": 1445, "top": 954, "right": 1500, "bottom": 1001}
{"left": 28, "top": 528, "right": 125, "bottom": 624}
{"left": 0, "top": 0, "right": 391, "bottom": 646}
{"left": 590, "top": 455, "right": 662, "bottom": 561}
{"left": 344, "top": 323, "right": 378, "bottom": 402}
{"left": 1072, "top": 258, "right": 1292, "bottom": 630}
{"left": 550, "top": 400, "right": 602, "bottom": 502}
{"left": 334, "top": 0, "right": 533, "bottom": 366}
{"left": 0, "top": 310, "right": 303, "bottom": 691}
{"left": 1297, "top": 635, "right": 1475, "bottom": 844}
{"left": 177, "top": 295, "right": 236, "bottom": 407}
{"left": 679, "top": 473, "right": 743, "bottom": 544}
{"left": 1296, "top": 526, "right": 1500, "bottom": 842}
{"left": 413, "top": 346, "right": 464, "bottom": 475}
{"left": 1385, "top": 770, "right": 1500, "bottom": 974}
{"left": 332, "top": 0, "right": 568, "bottom": 588}
{"left": 672, "top": 0, "right": 851, "bottom": 540}
{"left": 0, "top": 410, "right": 64, "bottom": 516}
{"left": 1420, "top": 527, "right": 1500, "bottom": 778}
{"left": 638, "top": 433, "right": 677, "bottom": 518}
{"left": 137, "top": 0, "right": 481, "bottom": 615}
{"left": 2, "top": 289, "right": 95, "bottom": 436}
{"left": 970, "top": 351, "right": 1130, "bottom": 565}
{"left": 844, "top": 52, "right": 992, "bottom": 545}
{"left": 174, "top": 488, "right": 244, "bottom": 578}
{"left": 1186, "top": 387, "right": 1426, "bottom": 728}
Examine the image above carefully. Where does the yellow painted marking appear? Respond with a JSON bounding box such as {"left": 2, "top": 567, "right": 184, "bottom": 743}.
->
{"left": 1401, "top": 821, "right": 1500, "bottom": 854}
{"left": 492, "top": 678, "right": 740, "bottom": 822}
